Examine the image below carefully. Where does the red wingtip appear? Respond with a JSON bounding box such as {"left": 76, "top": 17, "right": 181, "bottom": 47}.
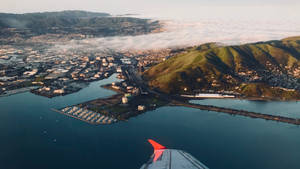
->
{"left": 148, "top": 139, "right": 166, "bottom": 151}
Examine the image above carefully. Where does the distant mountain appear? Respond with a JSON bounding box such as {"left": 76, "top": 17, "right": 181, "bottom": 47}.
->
{"left": 0, "top": 10, "right": 110, "bottom": 29}
{"left": 0, "top": 10, "right": 160, "bottom": 38}
{"left": 144, "top": 37, "right": 300, "bottom": 100}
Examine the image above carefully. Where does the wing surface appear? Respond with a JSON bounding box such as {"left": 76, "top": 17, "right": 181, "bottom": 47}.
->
{"left": 140, "top": 139, "right": 209, "bottom": 169}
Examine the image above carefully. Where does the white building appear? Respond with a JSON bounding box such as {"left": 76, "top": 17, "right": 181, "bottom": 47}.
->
{"left": 116, "top": 67, "right": 122, "bottom": 73}
{"left": 53, "top": 89, "right": 64, "bottom": 94}
{"left": 122, "top": 96, "right": 128, "bottom": 104}
{"left": 138, "top": 105, "right": 146, "bottom": 111}
{"left": 23, "top": 69, "right": 38, "bottom": 76}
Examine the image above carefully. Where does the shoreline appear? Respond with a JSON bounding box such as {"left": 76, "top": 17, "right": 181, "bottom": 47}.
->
{"left": 177, "top": 94, "right": 300, "bottom": 102}
{"left": 2, "top": 77, "right": 299, "bottom": 126}
{"left": 2, "top": 87, "right": 298, "bottom": 102}
{"left": 184, "top": 96, "right": 300, "bottom": 102}
{"left": 170, "top": 100, "right": 300, "bottom": 126}
{"left": 0, "top": 86, "right": 39, "bottom": 98}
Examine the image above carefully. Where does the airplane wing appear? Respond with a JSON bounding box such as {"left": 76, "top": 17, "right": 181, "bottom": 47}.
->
{"left": 140, "top": 139, "right": 209, "bottom": 169}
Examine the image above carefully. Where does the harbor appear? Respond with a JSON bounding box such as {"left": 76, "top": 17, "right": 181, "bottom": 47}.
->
{"left": 2, "top": 69, "right": 300, "bottom": 169}
{"left": 52, "top": 106, "right": 118, "bottom": 125}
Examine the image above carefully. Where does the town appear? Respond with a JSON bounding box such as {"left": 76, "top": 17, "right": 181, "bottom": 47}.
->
{"left": 0, "top": 36, "right": 181, "bottom": 97}
{"left": 2, "top": 28, "right": 300, "bottom": 126}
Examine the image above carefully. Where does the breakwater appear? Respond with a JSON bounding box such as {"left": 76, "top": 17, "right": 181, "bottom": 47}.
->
{"left": 171, "top": 101, "right": 300, "bottom": 126}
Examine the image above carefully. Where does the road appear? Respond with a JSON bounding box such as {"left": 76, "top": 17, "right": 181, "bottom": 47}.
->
{"left": 123, "top": 66, "right": 300, "bottom": 126}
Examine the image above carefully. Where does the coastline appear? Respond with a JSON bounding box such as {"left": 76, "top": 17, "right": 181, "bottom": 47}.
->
{"left": 170, "top": 100, "right": 300, "bottom": 126}
{"left": 1, "top": 82, "right": 299, "bottom": 102}
{"left": 177, "top": 93, "right": 300, "bottom": 102}
{"left": 0, "top": 86, "right": 39, "bottom": 98}
{"left": 185, "top": 96, "right": 300, "bottom": 102}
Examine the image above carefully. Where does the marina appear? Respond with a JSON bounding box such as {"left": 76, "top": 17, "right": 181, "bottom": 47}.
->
{"left": 52, "top": 106, "right": 118, "bottom": 125}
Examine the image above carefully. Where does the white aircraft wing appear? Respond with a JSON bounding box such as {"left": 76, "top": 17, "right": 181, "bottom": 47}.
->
{"left": 140, "top": 139, "right": 209, "bottom": 169}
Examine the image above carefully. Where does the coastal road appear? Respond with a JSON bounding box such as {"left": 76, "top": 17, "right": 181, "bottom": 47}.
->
{"left": 123, "top": 67, "right": 300, "bottom": 126}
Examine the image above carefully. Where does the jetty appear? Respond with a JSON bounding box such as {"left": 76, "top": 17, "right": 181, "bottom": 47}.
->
{"left": 51, "top": 106, "right": 117, "bottom": 125}
{"left": 171, "top": 101, "right": 300, "bottom": 126}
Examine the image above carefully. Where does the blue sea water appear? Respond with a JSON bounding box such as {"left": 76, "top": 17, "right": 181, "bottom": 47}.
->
{"left": 1, "top": 74, "right": 300, "bottom": 169}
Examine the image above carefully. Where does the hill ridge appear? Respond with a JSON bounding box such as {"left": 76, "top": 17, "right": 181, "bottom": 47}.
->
{"left": 144, "top": 37, "right": 300, "bottom": 100}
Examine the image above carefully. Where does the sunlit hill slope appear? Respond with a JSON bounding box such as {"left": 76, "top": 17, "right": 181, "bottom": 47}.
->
{"left": 144, "top": 37, "right": 300, "bottom": 100}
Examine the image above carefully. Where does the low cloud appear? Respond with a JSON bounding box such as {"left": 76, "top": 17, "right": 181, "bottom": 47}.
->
{"left": 53, "top": 18, "right": 300, "bottom": 52}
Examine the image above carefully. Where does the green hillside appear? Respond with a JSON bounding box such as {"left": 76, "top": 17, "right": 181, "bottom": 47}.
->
{"left": 0, "top": 10, "right": 160, "bottom": 37}
{"left": 0, "top": 11, "right": 109, "bottom": 29}
{"left": 144, "top": 37, "right": 300, "bottom": 100}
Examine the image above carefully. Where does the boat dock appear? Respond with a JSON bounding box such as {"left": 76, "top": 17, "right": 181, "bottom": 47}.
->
{"left": 51, "top": 106, "right": 118, "bottom": 125}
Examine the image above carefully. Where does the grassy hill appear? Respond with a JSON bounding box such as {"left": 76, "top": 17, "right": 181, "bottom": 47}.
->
{"left": 144, "top": 37, "right": 300, "bottom": 100}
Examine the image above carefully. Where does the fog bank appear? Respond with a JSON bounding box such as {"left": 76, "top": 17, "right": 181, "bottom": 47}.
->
{"left": 54, "top": 18, "right": 300, "bottom": 52}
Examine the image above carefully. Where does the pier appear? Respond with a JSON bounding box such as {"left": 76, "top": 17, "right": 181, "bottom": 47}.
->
{"left": 171, "top": 101, "right": 300, "bottom": 126}
{"left": 51, "top": 106, "right": 118, "bottom": 125}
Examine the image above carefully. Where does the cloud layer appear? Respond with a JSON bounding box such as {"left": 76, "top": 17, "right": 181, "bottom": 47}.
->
{"left": 53, "top": 18, "right": 300, "bottom": 52}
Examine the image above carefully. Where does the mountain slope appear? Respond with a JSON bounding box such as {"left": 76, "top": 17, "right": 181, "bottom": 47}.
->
{"left": 0, "top": 10, "right": 109, "bottom": 29}
{"left": 144, "top": 37, "right": 300, "bottom": 99}
{"left": 0, "top": 10, "right": 161, "bottom": 38}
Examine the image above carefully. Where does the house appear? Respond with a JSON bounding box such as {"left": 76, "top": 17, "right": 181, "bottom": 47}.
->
{"left": 122, "top": 96, "right": 128, "bottom": 104}
{"left": 138, "top": 105, "right": 146, "bottom": 111}
{"left": 53, "top": 89, "right": 64, "bottom": 94}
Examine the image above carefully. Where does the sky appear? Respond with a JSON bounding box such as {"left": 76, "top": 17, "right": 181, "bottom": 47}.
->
{"left": 1, "top": 0, "right": 300, "bottom": 20}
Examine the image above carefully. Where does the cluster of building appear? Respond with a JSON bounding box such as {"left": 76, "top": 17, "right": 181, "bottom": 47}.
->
{"left": 235, "top": 65, "right": 300, "bottom": 91}
{"left": 0, "top": 35, "right": 184, "bottom": 98}
{"left": 111, "top": 81, "right": 146, "bottom": 111}
{"left": 0, "top": 44, "right": 119, "bottom": 97}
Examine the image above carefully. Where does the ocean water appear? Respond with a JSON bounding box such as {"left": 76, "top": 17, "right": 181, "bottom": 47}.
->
{"left": 1, "top": 75, "right": 300, "bottom": 169}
